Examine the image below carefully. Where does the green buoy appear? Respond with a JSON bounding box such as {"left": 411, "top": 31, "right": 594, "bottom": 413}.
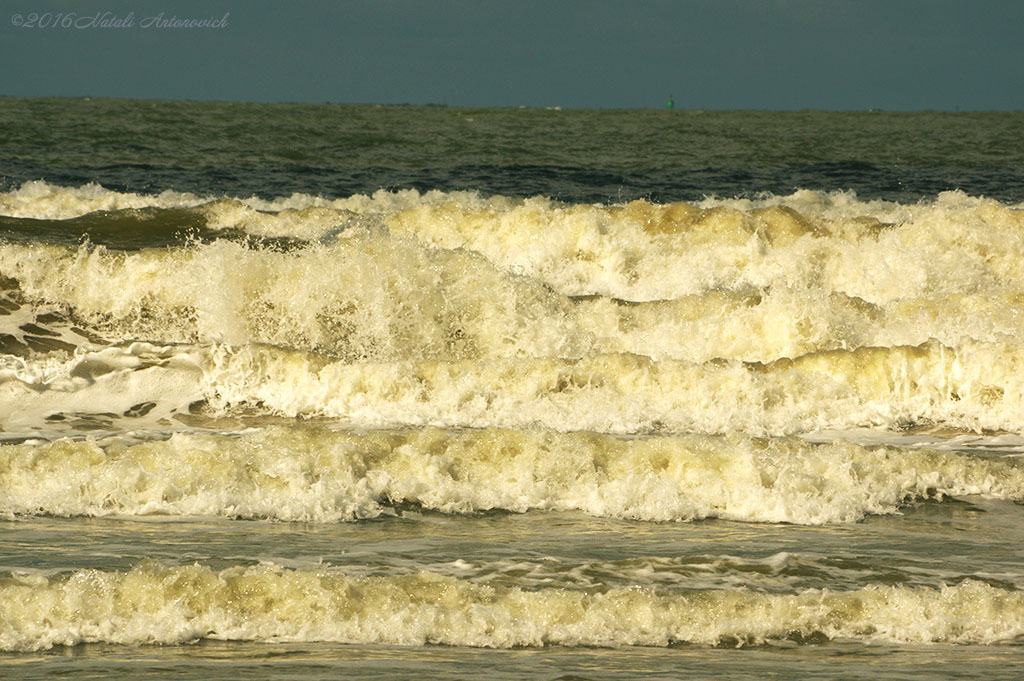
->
{"left": 667, "top": 95, "right": 674, "bottom": 109}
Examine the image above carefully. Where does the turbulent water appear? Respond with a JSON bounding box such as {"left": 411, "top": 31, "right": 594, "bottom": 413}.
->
{"left": 2, "top": 98, "right": 1024, "bottom": 679}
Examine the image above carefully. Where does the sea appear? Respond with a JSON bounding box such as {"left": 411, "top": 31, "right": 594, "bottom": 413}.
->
{"left": 2, "top": 98, "right": 1024, "bottom": 679}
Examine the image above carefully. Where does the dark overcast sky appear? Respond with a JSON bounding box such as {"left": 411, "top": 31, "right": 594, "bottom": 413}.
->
{"left": 1, "top": 0, "right": 1021, "bottom": 110}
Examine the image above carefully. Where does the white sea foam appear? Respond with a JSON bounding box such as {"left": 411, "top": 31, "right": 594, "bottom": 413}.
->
{"left": 381, "top": 190, "right": 1024, "bottom": 303}
{"left": 2, "top": 213, "right": 1023, "bottom": 366}
{"left": 199, "top": 341, "right": 1024, "bottom": 435}
{"left": 5, "top": 182, "right": 1024, "bottom": 305}
{"left": 0, "top": 180, "right": 496, "bottom": 224}
{"left": 2, "top": 337, "right": 1023, "bottom": 436}
{"left": 0, "top": 343, "right": 204, "bottom": 435}
{"left": 2, "top": 426, "right": 1021, "bottom": 524}
{"left": 3, "top": 183, "right": 1024, "bottom": 435}
{"left": 0, "top": 181, "right": 210, "bottom": 220}
{"left": 2, "top": 565, "right": 1022, "bottom": 651}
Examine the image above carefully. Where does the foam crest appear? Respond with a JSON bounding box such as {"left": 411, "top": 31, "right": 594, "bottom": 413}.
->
{"left": 0, "top": 233, "right": 594, "bottom": 361}
{"left": 3, "top": 234, "right": 1023, "bottom": 369}
{"left": 4, "top": 338, "right": 1023, "bottom": 436}
{"left": 2, "top": 565, "right": 1022, "bottom": 651}
{"left": 8, "top": 183, "right": 1024, "bottom": 309}
{"left": 3, "top": 427, "right": 1021, "bottom": 524}
{"left": 384, "top": 192, "right": 1024, "bottom": 302}
{"left": 0, "top": 181, "right": 500, "bottom": 223}
{"left": 202, "top": 341, "right": 1024, "bottom": 435}
{"left": 698, "top": 188, "right": 1024, "bottom": 225}
{"left": 0, "top": 181, "right": 208, "bottom": 220}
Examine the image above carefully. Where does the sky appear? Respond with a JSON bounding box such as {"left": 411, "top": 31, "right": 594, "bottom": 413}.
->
{"left": 1, "top": 0, "right": 1022, "bottom": 110}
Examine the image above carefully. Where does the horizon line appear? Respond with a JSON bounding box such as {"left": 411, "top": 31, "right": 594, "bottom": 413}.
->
{"left": 0, "top": 94, "right": 1015, "bottom": 114}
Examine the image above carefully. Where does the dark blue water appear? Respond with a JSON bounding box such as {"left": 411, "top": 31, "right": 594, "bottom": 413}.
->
{"left": 2, "top": 98, "right": 1022, "bottom": 203}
